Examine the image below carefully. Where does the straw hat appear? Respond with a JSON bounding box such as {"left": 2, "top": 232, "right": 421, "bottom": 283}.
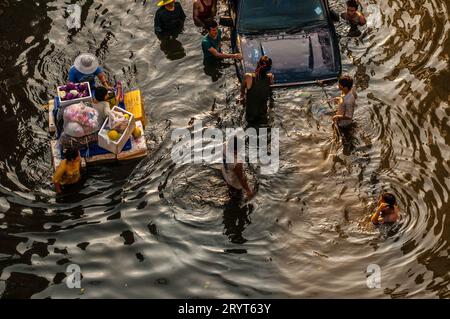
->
{"left": 157, "top": 0, "right": 175, "bottom": 7}
{"left": 73, "top": 53, "right": 99, "bottom": 74}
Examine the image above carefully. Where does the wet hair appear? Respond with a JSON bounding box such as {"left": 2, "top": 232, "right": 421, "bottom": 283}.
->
{"left": 255, "top": 55, "right": 272, "bottom": 79}
{"left": 205, "top": 19, "right": 218, "bottom": 31}
{"left": 381, "top": 193, "right": 396, "bottom": 207}
{"left": 95, "top": 86, "right": 108, "bottom": 102}
{"left": 64, "top": 148, "right": 79, "bottom": 161}
{"left": 347, "top": 0, "right": 359, "bottom": 9}
{"left": 338, "top": 75, "right": 354, "bottom": 90}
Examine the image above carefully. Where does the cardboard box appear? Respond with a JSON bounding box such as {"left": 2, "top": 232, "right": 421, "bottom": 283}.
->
{"left": 117, "top": 120, "right": 148, "bottom": 160}
{"left": 98, "top": 106, "right": 136, "bottom": 154}
{"left": 124, "top": 90, "right": 145, "bottom": 125}
{"left": 57, "top": 82, "right": 93, "bottom": 107}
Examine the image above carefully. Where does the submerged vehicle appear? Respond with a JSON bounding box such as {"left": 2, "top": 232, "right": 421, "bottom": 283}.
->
{"left": 222, "top": 0, "right": 342, "bottom": 87}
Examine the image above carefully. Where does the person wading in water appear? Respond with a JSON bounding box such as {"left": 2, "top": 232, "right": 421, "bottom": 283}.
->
{"left": 239, "top": 55, "right": 274, "bottom": 128}
{"left": 193, "top": 0, "right": 217, "bottom": 28}
{"left": 222, "top": 136, "right": 254, "bottom": 200}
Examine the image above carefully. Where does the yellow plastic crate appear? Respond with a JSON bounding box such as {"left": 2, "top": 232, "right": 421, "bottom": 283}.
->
{"left": 124, "top": 90, "right": 146, "bottom": 125}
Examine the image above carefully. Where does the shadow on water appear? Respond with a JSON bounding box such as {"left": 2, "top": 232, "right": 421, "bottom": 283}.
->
{"left": 222, "top": 189, "right": 253, "bottom": 245}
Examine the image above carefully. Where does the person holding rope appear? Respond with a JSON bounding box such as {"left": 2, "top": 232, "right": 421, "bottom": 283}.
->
{"left": 332, "top": 75, "right": 357, "bottom": 129}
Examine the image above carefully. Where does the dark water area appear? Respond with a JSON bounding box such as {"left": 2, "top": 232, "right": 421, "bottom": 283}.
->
{"left": 0, "top": 0, "right": 449, "bottom": 298}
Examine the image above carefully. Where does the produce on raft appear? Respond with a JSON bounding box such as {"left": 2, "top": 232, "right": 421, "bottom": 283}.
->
{"left": 58, "top": 82, "right": 90, "bottom": 101}
{"left": 132, "top": 127, "right": 142, "bottom": 139}
{"left": 107, "top": 129, "right": 121, "bottom": 141}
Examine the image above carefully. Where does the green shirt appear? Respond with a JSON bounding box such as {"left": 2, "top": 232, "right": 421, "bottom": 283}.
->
{"left": 202, "top": 29, "right": 222, "bottom": 63}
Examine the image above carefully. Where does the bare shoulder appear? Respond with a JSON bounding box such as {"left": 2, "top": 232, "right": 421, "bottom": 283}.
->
{"left": 244, "top": 73, "right": 255, "bottom": 82}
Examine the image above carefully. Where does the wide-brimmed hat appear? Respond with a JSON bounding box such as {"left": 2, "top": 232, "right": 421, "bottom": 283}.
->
{"left": 157, "top": 0, "right": 174, "bottom": 6}
{"left": 73, "top": 53, "right": 99, "bottom": 74}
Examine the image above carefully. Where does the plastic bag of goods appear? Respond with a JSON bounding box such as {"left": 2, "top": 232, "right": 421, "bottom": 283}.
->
{"left": 63, "top": 102, "right": 101, "bottom": 137}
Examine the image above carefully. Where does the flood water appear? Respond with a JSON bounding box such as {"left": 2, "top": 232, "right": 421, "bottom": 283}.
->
{"left": 0, "top": 0, "right": 449, "bottom": 298}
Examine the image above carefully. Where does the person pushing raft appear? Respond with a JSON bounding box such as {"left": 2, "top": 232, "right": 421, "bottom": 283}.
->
{"left": 52, "top": 148, "right": 82, "bottom": 194}
{"left": 69, "top": 53, "right": 112, "bottom": 90}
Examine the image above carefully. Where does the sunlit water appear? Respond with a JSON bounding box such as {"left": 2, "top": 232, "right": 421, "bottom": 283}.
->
{"left": 0, "top": 0, "right": 449, "bottom": 298}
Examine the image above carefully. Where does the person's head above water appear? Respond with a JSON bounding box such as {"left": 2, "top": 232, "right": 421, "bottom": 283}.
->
{"left": 64, "top": 148, "right": 79, "bottom": 161}
{"left": 346, "top": 0, "right": 359, "bottom": 15}
{"left": 205, "top": 19, "right": 219, "bottom": 38}
{"left": 338, "top": 74, "right": 354, "bottom": 91}
{"left": 74, "top": 53, "right": 99, "bottom": 74}
{"left": 380, "top": 192, "right": 396, "bottom": 207}
{"left": 255, "top": 55, "right": 272, "bottom": 79}
{"left": 94, "top": 86, "right": 108, "bottom": 102}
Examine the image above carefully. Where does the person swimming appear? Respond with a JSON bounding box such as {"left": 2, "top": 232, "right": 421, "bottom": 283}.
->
{"left": 370, "top": 192, "right": 400, "bottom": 226}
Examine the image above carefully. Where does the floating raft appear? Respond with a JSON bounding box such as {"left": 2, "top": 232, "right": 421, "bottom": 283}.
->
{"left": 47, "top": 89, "right": 148, "bottom": 171}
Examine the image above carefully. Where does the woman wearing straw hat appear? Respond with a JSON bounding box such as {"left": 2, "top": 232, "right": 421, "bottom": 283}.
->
{"left": 68, "top": 53, "right": 112, "bottom": 90}
{"left": 154, "top": 0, "right": 186, "bottom": 38}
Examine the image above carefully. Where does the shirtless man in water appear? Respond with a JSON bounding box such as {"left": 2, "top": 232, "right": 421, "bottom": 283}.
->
{"left": 193, "top": 0, "right": 217, "bottom": 27}
{"left": 341, "top": 0, "right": 366, "bottom": 29}
{"left": 371, "top": 193, "right": 400, "bottom": 226}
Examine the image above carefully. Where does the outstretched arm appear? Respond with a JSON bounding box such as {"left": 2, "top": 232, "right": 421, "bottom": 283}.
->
{"left": 97, "top": 72, "right": 112, "bottom": 90}
{"left": 208, "top": 47, "right": 242, "bottom": 60}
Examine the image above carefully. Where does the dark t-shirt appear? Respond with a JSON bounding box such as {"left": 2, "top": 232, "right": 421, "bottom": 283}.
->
{"left": 245, "top": 74, "right": 271, "bottom": 125}
{"left": 202, "top": 29, "right": 222, "bottom": 63}
{"left": 154, "top": 2, "right": 186, "bottom": 36}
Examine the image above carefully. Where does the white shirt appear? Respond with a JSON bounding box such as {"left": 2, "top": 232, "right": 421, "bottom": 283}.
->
{"left": 337, "top": 88, "right": 357, "bottom": 127}
{"left": 93, "top": 101, "right": 111, "bottom": 124}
